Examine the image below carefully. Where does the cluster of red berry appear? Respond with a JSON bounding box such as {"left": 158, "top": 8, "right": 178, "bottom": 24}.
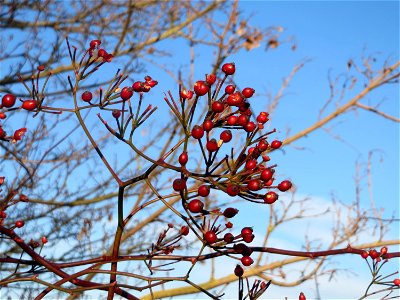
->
{"left": 168, "top": 62, "right": 293, "bottom": 275}
{"left": 88, "top": 39, "right": 113, "bottom": 63}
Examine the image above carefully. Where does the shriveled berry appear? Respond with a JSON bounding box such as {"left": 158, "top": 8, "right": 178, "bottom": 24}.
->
{"left": 278, "top": 180, "right": 292, "bottom": 192}
{"left": 81, "top": 91, "right": 93, "bottom": 102}
{"left": 242, "top": 87, "right": 255, "bottom": 98}
{"left": 187, "top": 199, "right": 204, "bottom": 213}
{"left": 204, "top": 231, "right": 217, "bottom": 244}
{"left": 264, "top": 191, "right": 278, "bottom": 204}
{"left": 223, "top": 207, "right": 239, "bottom": 218}
{"left": 226, "top": 222, "right": 233, "bottom": 228}
{"left": 2, "top": 94, "right": 16, "bottom": 108}
{"left": 220, "top": 130, "right": 232, "bottom": 143}
{"left": 180, "top": 89, "right": 194, "bottom": 100}
{"left": 222, "top": 62, "right": 235, "bottom": 75}
{"left": 194, "top": 80, "right": 209, "bottom": 96}
{"left": 13, "top": 128, "right": 27, "bottom": 141}
{"left": 271, "top": 140, "right": 282, "bottom": 149}
{"left": 226, "top": 184, "right": 240, "bottom": 196}
{"left": 212, "top": 101, "right": 225, "bottom": 113}
{"left": 234, "top": 264, "right": 244, "bottom": 277}
{"left": 172, "top": 178, "right": 186, "bottom": 192}
{"left": 241, "top": 256, "right": 253, "bottom": 266}
{"left": 191, "top": 125, "right": 204, "bottom": 139}
{"left": 224, "top": 233, "right": 235, "bottom": 243}
{"left": 90, "top": 39, "right": 101, "bottom": 49}
{"left": 120, "top": 87, "right": 133, "bottom": 100}
{"left": 179, "top": 152, "right": 188, "bottom": 165}
{"left": 112, "top": 110, "right": 121, "bottom": 118}
{"left": 198, "top": 185, "right": 210, "bottom": 197}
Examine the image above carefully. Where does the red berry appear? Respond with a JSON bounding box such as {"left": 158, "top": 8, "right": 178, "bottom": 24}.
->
{"left": 242, "top": 233, "right": 254, "bottom": 243}
{"left": 21, "top": 100, "right": 37, "bottom": 111}
{"left": 257, "top": 112, "right": 269, "bottom": 123}
{"left": 132, "top": 81, "right": 143, "bottom": 92}
{"left": 180, "top": 226, "right": 190, "bottom": 236}
{"left": 98, "top": 48, "right": 107, "bottom": 58}
{"left": 226, "top": 184, "right": 240, "bottom": 196}
{"left": 226, "top": 222, "right": 233, "bottom": 229}
{"left": 0, "top": 211, "right": 6, "bottom": 218}
{"left": 241, "top": 227, "right": 253, "bottom": 236}
{"left": 247, "top": 179, "right": 262, "bottom": 191}
{"left": 203, "top": 120, "right": 213, "bottom": 132}
{"left": 223, "top": 207, "right": 239, "bottom": 218}
{"left": 206, "top": 139, "right": 219, "bottom": 152}
{"left": 172, "top": 178, "right": 186, "bottom": 191}
{"left": 394, "top": 278, "right": 400, "bottom": 286}
{"left": 271, "top": 140, "right": 282, "bottom": 149}
{"left": 37, "top": 65, "right": 45, "bottom": 71}
{"left": 226, "top": 93, "right": 243, "bottom": 107}
{"left": 224, "top": 233, "right": 235, "bottom": 243}
{"left": 242, "top": 87, "right": 255, "bottom": 98}
{"left": 206, "top": 74, "right": 216, "bottom": 85}
{"left": 264, "top": 191, "right": 278, "bottom": 204}
{"left": 360, "top": 251, "right": 369, "bottom": 259}
{"left": 187, "top": 199, "right": 204, "bottom": 213}
{"left": 299, "top": 292, "right": 306, "bottom": 300}
{"left": 244, "top": 121, "right": 256, "bottom": 132}
{"left": 241, "top": 256, "right": 253, "bottom": 266}
{"left": 234, "top": 264, "right": 244, "bottom": 277}
{"left": 237, "top": 115, "right": 248, "bottom": 126}
{"left": 260, "top": 168, "right": 274, "bottom": 181}
{"left": 204, "top": 231, "right": 217, "bottom": 244}
{"left": 0, "top": 112, "right": 6, "bottom": 119}
{"left": 120, "top": 87, "right": 133, "bottom": 100}
{"left": 2, "top": 94, "right": 16, "bottom": 108}
{"left": 13, "top": 128, "right": 27, "bottom": 141}
{"left": 258, "top": 140, "right": 269, "bottom": 152}
{"left": 180, "top": 89, "right": 194, "bottom": 100}
{"left": 198, "top": 185, "right": 210, "bottom": 197}
{"left": 179, "top": 152, "right": 188, "bottom": 165}
{"left": 245, "top": 159, "right": 257, "bottom": 171}
{"left": 191, "top": 125, "right": 204, "bottom": 139}
{"left": 226, "top": 115, "right": 238, "bottom": 125}
{"left": 380, "top": 246, "right": 388, "bottom": 255}
{"left": 81, "top": 91, "right": 93, "bottom": 102}
{"left": 222, "top": 62, "right": 235, "bottom": 75}
{"left": 225, "top": 85, "right": 235, "bottom": 94}
{"left": 90, "top": 39, "right": 101, "bottom": 49}
{"left": 220, "top": 130, "right": 232, "bottom": 143}
{"left": 212, "top": 101, "right": 225, "bottom": 113}
{"left": 41, "top": 236, "right": 48, "bottom": 244}
{"left": 15, "top": 220, "right": 25, "bottom": 228}
{"left": 278, "top": 180, "right": 292, "bottom": 192}
{"left": 369, "top": 249, "right": 379, "bottom": 259}
{"left": 194, "top": 80, "right": 209, "bottom": 96}
{"left": 146, "top": 79, "right": 158, "bottom": 88}
{"left": 112, "top": 110, "right": 121, "bottom": 118}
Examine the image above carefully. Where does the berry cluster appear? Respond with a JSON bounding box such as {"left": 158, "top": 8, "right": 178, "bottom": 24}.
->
{"left": 166, "top": 62, "right": 293, "bottom": 274}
